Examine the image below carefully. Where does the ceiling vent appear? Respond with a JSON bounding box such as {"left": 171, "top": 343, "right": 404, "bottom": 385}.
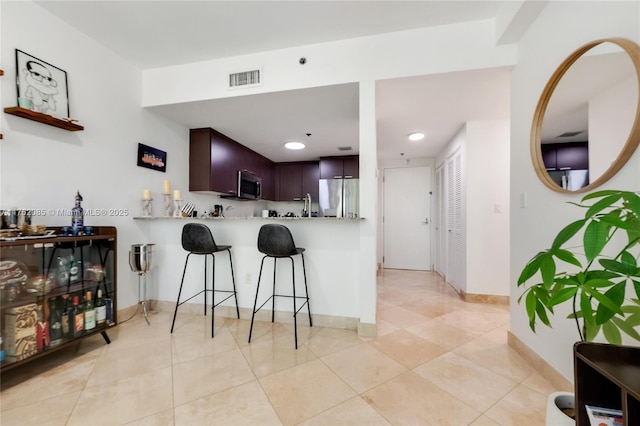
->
{"left": 337, "top": 146, "right": 353, "bottom": 151}
{"left": 228, "top": 68, "right": 262, "bottom": 89}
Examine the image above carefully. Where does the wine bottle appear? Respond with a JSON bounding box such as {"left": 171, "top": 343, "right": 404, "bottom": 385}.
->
{"left": 49, "top": 297, "right": 63, "bottom": 346}
{"left": 84, "top": 291, "right": 96, "bottom": 331}
{"left": 95, "top": 289, "right": 106, "bottom": 326}
{"left": 61, "top": 295, "right": 71, "bottom": 337}
{"left": 73, "top": 295, "right": 84, "bottom": 337}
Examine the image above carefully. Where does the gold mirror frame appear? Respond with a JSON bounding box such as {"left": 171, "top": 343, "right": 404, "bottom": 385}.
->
{"left": 531, "top": 38, "right": 640, "bottom": 193}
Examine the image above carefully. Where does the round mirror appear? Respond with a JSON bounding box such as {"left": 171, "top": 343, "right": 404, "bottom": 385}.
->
{"left": 531, "top": 38, "right": 640, "bottom": 193}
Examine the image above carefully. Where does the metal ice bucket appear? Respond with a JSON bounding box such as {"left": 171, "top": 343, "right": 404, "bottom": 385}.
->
{"left": 129, "top": 244, "right": 155, "bottom": 274}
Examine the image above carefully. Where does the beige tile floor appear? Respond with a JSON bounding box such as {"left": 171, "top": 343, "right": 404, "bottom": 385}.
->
{"left": 0, "top": 270, "right": 557, "bottom": 425}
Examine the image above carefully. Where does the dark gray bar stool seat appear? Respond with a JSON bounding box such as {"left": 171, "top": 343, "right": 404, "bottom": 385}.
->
{"left": 171, "top": 223, "right": 239, "bottom": 337}
{"left": 248, "top": 224, "right": 312, "bottom": 349}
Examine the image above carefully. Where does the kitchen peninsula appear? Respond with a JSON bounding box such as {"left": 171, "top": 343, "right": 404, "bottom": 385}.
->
{"left": 133, "top": 215, "right": 366, "bottom": 332}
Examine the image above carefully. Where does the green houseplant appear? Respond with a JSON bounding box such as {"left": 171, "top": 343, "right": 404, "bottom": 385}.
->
{"left": 518, "top": 189, "right": 640, "bottom": 344}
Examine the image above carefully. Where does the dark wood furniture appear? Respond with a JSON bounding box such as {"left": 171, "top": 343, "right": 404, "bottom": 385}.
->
{"left": 4, "top": 107, "right": 84, "bottom": 131}
{"left": 275, "top": 161, "right": 319, "bottom": 202}
{"left": 0, "top": 226, "right": 117, "bottom": 371}
{"left": 541, "top": 142, "right": 588, "bottom": 170}
{"left": 319, "top": 155, "right": 359, "bottom": 179}
{"left": 189, "top": 128, "right": 276, "bottom": 199}
{"left": 574, "top": 342, "right": 640, "bottom": 425}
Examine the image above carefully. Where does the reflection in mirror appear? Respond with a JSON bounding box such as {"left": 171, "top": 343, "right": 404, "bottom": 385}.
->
{"left": 531, "top": 38, "right": 640, "bottom": 193}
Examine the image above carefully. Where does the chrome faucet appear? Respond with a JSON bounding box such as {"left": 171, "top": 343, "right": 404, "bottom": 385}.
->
{"left": 303, "top": 193, "right": 312, "bottom": 217}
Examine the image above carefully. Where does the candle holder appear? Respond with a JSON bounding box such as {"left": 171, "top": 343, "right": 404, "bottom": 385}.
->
{"left": 142, "top": 199, "right": 153, "bottom": 217}
{"left": 162, "top": 194, "right": 172, "bottom": 217}
{"left": 173, "top": 199, "right": 183, "bottom": 217}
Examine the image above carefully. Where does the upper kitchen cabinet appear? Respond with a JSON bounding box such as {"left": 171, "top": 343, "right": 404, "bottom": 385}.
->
{"left": 541, "top": 142, "right": 588, "bottom": 170}
{"left": 319, "top": 155, "right": 359, "bottom": 179}
{"left": 276, "top": 161, "right": 319, "bottom": 201}
{"left": 189, "top": 128, "right": 275, "bottom": 198}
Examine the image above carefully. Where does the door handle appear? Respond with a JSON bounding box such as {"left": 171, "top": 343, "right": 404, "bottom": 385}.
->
{"left": 423, "top": 218, "right": 429, "bottom": 224}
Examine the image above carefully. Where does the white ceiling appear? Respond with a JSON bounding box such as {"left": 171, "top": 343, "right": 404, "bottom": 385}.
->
{"left": 35, "top": 0, "right": 512, "bottom": 162}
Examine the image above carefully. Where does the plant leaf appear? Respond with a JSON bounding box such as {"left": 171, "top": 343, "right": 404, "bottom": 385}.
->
{"left": 525, "top": 290, "right": 537, "bottom": 332}
{"left": 582, "top": 190, "right": 622, "bottom": 201}
{"left": 580, "top": 291, "right": 595, "bottom": 329}
{"left": 584, "top": 321, "right": 600, "bottom": 342}
{"left": 584, "top": 270, "right": 619, "bottom": 281}
{"left": 595, "top": 282, "right": 626, "bottom": 324}
{"left": 611, "top": 316, "right": 640, "bottom": 341}
{"left": 599, "top": 259, "right": 637, "bottom": 276}
{"left": 553, "top": 249, "right": 582, "bottom": 268}
{"left": 535, "top": 300, "right": 551, "bottom": 327}
{"left": 633, "top": 280, "right": 640, "bottom": 299}
{"left": 548, "top": 287, "right": 578, "bottom": 307}
{"left": 621, "top": 191, "right": 640, "bottom": 217}
{"left": 583, "top": 286, "right": 624, "bottom": 315}
{"left": 517, "top": 252, "right": 547, "bottom": 286}
{"left": 620, "top": 250, "right": 637, "bottom": 268}
{"left": 583, "top": 278, "right": 617, "bottom": 288}
{"left": 602, "top": 320, "right": 622, "bottom": 345}
{"left": 584, "top": 219, "right": 610, "bottom": 262}
{"left": 540, "top": 255, "right": 556, "bottom": 289}
{"left": 585, "top": 193, "right": 622, "bottom": 218}
{"left": 551, "top": 219, "right": 586, "bottom": 250}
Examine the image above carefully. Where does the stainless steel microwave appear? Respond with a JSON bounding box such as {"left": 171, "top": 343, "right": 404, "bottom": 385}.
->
{"left": 237, "top": 170, "right": 262, "bottom": 200}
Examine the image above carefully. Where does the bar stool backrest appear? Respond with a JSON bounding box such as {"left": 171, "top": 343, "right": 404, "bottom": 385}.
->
{"left": 258, "top": 224, "right": 297, "bottom": 257}
{"left": 182, "top": 223, "right": 218, "bottom": 254}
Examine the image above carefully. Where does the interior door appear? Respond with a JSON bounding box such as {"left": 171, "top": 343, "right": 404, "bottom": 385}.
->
{"left": 434, "top": 164, "right": 446, "bottom": 277}
{"left": 383, "top": 166, "right": 432, "bottom": 270}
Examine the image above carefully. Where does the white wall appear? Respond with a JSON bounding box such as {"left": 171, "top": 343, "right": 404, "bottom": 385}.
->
{"left": 1, "top": 2, "right": 189, "bottom": 310}
{"left": 589, "top": 76, "right": 638, "bottom": 180}
{"left": 510, "top": 0, "right": 640, "bottom": 381}
{"left": 466, "top": 120, "right": 510, "bottom": 296}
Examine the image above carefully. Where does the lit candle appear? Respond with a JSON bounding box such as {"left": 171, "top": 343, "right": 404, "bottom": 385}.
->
{"left": 163, "top": 180, "right": 171, "bottom": 194}
{"left": 142, "top": 189, "right": 151, "bottom": 200}
{"left": 173, "top": 189, "right": 181, "bottom": 200}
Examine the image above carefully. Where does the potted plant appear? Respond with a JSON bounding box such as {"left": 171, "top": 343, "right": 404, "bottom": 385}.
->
{"left": 517, "top": 189, "right": 640, "bottom": 423}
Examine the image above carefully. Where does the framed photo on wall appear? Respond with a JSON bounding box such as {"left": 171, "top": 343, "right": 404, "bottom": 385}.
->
{"left": 15, "top": 49, "right": 70, "bottom": 120}
{"left": 137, "top": 143, "right": 167, "bottom": 172}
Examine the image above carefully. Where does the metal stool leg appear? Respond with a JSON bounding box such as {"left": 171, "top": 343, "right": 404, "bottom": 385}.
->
{"left": 211, "top": 253, "right": 216, "bottom": 338}
{"left": 271, "top": 258, "right": 277, "bottom": 323}
{"left": 290, "top": 256, "right": 298, "bottom": 349}
{"left": 171, "top": 253, "right": 192, "bottom": 333}
{"left": 228, "top": 249, "right": 240, "bottom": 319}
{"left": 301, "top": 253, "right": 312, "bottom": 327}
{"left": 248, "top": 256, "right": 267, "bottom": 343}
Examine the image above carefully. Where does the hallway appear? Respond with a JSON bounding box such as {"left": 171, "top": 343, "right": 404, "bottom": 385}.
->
{"left": 0, "top": 270, "right": 552, "bottom": 425}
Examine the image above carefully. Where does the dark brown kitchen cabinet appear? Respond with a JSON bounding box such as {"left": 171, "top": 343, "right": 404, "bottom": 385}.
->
{"left": 189, "top": 128, "right": 275, "bottom": 198}
{"left": 541, "top": 142, "right": 588, "bottom": 171}
{"left": 574, "top": 342, "right": 640, "bottom": 426}
{"left": 276, "top": 161, "right": 319, "bottom": 201}
{"left": 319, "top": 155, "right": 359, "bottom": 179}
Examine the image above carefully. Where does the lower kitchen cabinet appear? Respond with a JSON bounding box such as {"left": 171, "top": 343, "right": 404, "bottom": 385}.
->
{"left": 0, "top": 226, "right": 117, "bottom": 371}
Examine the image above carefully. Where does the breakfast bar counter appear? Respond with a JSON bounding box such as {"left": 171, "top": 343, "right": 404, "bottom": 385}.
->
{"left": 132, "top": 216, "right": 365, "bottom": 330}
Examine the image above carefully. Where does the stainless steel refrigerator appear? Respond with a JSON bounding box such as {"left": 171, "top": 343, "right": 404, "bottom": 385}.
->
{"left": 318, "top": 178, "right": 359, "bottom": 218}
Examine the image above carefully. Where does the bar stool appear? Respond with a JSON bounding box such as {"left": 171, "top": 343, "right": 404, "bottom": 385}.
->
{"left": 170, "top": 223, "right": 239, "bottom": 337}
{"left": 248, "top": 224, "right": 312, "bottom": 349}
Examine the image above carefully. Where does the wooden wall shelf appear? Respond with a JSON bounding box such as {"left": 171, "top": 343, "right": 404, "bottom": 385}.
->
{"left": 4, "top": 107, "right": 84, "bottom": 131}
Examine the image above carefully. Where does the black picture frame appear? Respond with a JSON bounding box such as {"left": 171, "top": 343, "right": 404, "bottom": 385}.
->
{"left": 137, "top": 143, "right": 167, "bottom": 172}
{"left": 15, "top": 49, "right": 70, "bottom": 120}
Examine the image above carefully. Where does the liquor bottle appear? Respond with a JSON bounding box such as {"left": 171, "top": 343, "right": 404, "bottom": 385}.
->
{"left": 61, "top": 295, "right": 71, "bottom": 337}
{"left": 48, "top": 297, "right": 63, "bottom": 346}
{"left": 36, "top": 305, "right": 50, "bottom": 351}
{"left": 95, "top": 289, "right": 107, "bottom": 326}
{"left": 84, "top": 291, "right": 96, "bottom": 331}
{"left": 71, "top": 190, "right": 84, "bottom": 230}
{"left": 73, "top": 295, "right": 84, "bottom": 337}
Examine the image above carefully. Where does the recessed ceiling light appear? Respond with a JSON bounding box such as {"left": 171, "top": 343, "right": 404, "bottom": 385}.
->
{"left": 408, "top": 132, "right": 425, "bottom": 141}
{"left": 285, "top": 141, "right": 305, "bottom": 150}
